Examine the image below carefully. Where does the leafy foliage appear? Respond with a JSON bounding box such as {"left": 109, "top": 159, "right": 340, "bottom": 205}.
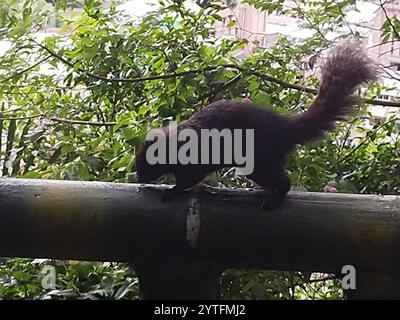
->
{"left": 0, "top": 258, "right": 138, "bottom": 299}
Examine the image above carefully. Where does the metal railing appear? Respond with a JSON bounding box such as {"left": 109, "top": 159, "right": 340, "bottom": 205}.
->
{"left": 0, "top": 178, "right": 399, "bottom": 299}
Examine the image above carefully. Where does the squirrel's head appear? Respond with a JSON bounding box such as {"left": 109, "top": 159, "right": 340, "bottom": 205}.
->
{"left": 135, "top": 138, "right": 166, "bottom": 183}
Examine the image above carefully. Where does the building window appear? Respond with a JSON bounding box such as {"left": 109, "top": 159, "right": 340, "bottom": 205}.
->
{"left": 378, "top": 94, "right": 390, "bottom": 100}
{"left": 389, "top": 63, "right": 400, "bottom": 71}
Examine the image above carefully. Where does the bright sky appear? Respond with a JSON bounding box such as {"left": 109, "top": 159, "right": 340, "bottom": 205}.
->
{"left": 0, "top": 0, "right": 381, "bottom": 56}
{"left": 117, "top": 0, "right": 379, "bottom": 22}
{"left": 117, "top": 0, "right": 159, "bottom": 17}
{"left": 116, "top": 0, "right": 380, "bottom": 40}
{"left": 267, "top": 1, "right": 380, "bottom": 39}
{"left": 117, "top": 0, "right": 200, "bottom": 17}
{"left": 347, "top": 1, "right": 379, "bottom": 23}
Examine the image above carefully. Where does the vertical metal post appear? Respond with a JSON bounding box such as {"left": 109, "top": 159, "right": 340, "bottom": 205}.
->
{"left": 134, "top": 261, "right": 223, "bottom": 300}
{"left": 345, "top": 271, "right": 400, "bottom": 299}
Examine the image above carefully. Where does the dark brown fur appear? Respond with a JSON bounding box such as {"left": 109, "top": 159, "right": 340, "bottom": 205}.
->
{"left": 136, "top": 42, "right": 376, "bottom": 209}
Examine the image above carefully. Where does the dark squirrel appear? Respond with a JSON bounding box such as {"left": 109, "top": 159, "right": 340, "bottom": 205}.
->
{"left": 136, "top": 41, "right": 376, "bottom": 209}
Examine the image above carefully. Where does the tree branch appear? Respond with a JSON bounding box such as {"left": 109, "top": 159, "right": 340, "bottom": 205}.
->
{"left": 380, "top": 0, "right": 400, "bottom": 41}
{"left": 48, "top": 116, "right": 116, "bottom": 127}
{"left": 31, "top": 40, "right": 400, "bottom": 108}
{"left": 0, "top": 114, "right": 117, "bottom": 127}
{"left": 367, "top": 39, "right": 400, "bottom": 50}
{"left": 206, "top": 73, "right": 242, "bottom": 104}
{"left": 251, "top": 70, "right": 318, "bottom": 94}
{"left": 336, "top": 117, "right": 399, "bottom": 166}
{"left": 0, "top": 56, "right": 51, "bottom": 84}
{"left": 0, "top": 114, "right": 44, "bottom": 121}
{"left": 247, "top": 70, "right": 400, "bottom": 108}
{"left": 32, "top": 38, "right": 240, "bottom": 83}
{"left": 293, "top": 0, "right": 329, "bottom": 42}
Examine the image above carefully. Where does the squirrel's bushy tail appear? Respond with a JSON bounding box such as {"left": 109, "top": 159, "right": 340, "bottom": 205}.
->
{"left": 290, "top": 41, "right": 376, "bottom": 144}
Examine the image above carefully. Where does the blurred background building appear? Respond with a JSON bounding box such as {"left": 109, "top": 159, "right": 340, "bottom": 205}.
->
{"left": 215, "top": 0, "right": 400, "bottom": 136}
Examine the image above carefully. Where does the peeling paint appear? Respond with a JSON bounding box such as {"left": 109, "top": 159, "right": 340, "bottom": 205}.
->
{"left": 186, "top": 197, "right": 200, "bottom": 248}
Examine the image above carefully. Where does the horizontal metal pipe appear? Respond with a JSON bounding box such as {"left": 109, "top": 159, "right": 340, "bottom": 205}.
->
{"left": 0, "top": 178, "right": 399, "bottom": 273}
